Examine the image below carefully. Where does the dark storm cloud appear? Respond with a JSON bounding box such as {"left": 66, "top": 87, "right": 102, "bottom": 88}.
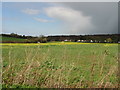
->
{"left": 58, "top": 2, "right": 118, "bottom": 34}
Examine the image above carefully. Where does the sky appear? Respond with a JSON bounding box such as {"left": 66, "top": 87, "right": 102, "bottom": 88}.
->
{"left": 2, "top": 2, "right": 118, "bottom": 36}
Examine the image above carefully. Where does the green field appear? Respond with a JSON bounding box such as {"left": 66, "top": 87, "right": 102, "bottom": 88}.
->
{"left": 1, "top": 42, "right": 119, "bottom": 88}
{"left": 0, "top": 36, "right": 27, "bottom": 42}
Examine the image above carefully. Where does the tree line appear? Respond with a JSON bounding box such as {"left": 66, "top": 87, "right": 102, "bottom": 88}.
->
{"left": 0, "top": 33, "right": 119, "bottom": 43}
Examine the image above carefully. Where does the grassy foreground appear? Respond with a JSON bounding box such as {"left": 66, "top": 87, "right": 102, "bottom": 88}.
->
{"left": 1, "top": 42, "right": 119, "bottom": 88}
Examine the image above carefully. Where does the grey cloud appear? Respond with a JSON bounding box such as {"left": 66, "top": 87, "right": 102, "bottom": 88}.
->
{"left": 56, "top": 2, "right": 118, "bottom": 34}
{"left": 44, "top": 6, "right": 94, "bottom": 34}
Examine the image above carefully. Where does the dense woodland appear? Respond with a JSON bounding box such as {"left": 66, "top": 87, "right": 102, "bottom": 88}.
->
{"left": 0, "top": 33, "right": 120, "bottom": 43}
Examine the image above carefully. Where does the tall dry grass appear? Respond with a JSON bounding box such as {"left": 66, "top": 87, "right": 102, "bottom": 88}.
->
{"left": 2, "top": 44, "right": 118, "bottom": 88}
